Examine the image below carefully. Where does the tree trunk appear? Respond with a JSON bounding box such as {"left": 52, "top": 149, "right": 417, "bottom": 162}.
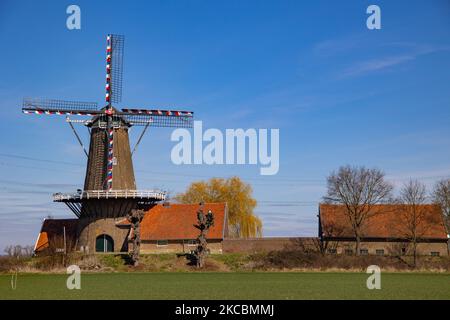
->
{"left": 355, "top": 230, "right": 361, "bottom": 256}
{"left": 193, "top": 204, "right": 214, "bottom": 268}
{"left": 355, "top": 238, "right": 360, "bottom": 256}
{"left": 131, "top": 224, "right": 141, "bottom": 267}
{"left": 127, "top": 209, "right": 145, "bottom": 267}
{"left": 195, "top": 234, "right": 207, "bottom": 268}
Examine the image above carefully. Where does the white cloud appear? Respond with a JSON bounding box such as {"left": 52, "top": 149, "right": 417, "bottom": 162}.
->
{"left": 341, "top": 44, "right": 449, "bottom": 78}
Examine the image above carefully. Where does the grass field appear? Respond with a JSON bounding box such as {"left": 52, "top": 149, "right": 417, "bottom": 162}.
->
{"left": 1, "top": 272, "right": 449, "bottom": 300}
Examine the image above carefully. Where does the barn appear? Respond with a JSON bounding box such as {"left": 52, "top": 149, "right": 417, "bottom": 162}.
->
{"left": 318, "top": 204, "right": 449, "bottom": 256}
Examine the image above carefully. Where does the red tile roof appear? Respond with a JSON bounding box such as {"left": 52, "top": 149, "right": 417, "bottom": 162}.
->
{"left": 319, "top": 204, "right": 448, "bottom": 240}
{"left": 137, "top": 203, "right": 228, "bottom": 240}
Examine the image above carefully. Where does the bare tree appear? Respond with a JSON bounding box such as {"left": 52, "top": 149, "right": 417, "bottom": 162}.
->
{"left": 314, "top": 222, "right": 347, "bottom": 255}
{"left": 127, "top": 209, "right": 146, "bottom": 267}
{"left": 432, "top": 179, "right": 450, "bottom": 231}
{"left": 4, "top": 246, "right": 15, "bottom": 257}
{"left": 387, "top": 242, "right": 410, "bottom": 257}
{"left": 193, "top": 202, "right": 214, "bottom": 268}
{"left": 324, "top": 165, "right": 393, "bottom": 255}
{"left": 4, "top": 245, "right": 34, "bottom": 258}
{"left": 22, "top": 245, "right": 34, "bottom": 257}
{"left": 399, "top": 180, "right": 428, "bottom": 267}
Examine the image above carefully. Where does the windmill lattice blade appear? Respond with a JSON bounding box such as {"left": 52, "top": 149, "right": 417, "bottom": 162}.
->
{"left": 120, "top": 108, "right": 194, "bottom": 128}
{"left": 109, "top": 34, "right": 124, "bottom": 104}
{"left": 22, "top": 98, "right": 100, "bottom": 116}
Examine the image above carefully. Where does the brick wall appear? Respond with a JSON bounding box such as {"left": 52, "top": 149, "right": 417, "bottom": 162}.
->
{"left": 222, "top": 237, "right": 449, "bottom": 256}
{"left": 327, "top": 240, "right": 448, "bottom": 256}
{"left": 140, "top": 239, "right": 223, "bottom": 254}
{"left": 223, "top": 237, "right": 318, "bottom": 253}
{"left": 77, "top": 217, "right": 130, "bottom": 253}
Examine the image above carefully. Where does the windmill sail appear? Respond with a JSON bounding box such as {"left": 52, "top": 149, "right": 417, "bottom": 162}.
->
{"left": 22, "top": 98, "right": 99, "bottom": 116}
{"left": 106, "top": 34, "right": 125, "bottom": 104}
{"left": 120, "top": 108, "right": 194, "bottom": 127}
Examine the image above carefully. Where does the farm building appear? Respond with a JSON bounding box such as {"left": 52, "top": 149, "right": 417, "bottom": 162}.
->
{"left": 34, "top": 202, "right": 228, "bottom": 254}
{"left": 319, "top": 204, "right": 449, "bottom": 256}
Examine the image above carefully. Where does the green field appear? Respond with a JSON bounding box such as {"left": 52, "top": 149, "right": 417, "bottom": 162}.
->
{"left": 1, "top": 272, "right": 449, "bottom": 300}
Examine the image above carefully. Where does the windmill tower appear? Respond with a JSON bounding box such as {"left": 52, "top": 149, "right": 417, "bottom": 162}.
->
{"left": 22, "top": 34, "right": 194, "bottom": 253}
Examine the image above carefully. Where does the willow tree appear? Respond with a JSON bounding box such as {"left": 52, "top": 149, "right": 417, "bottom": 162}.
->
{"left": 175, "top": 177, "right": 262, "bottom": 238}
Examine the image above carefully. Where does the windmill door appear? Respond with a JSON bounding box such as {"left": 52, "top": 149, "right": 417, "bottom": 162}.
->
{"left": 96, "top": 234, "right": 114, "bottom": 252}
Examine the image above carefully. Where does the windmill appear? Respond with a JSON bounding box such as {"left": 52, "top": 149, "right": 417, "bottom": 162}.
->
{"left": 22, "top": 34, "right": 194, "bottom": 253}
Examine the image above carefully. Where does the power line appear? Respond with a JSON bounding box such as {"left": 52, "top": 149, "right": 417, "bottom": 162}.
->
{"left": 259, "top": 200, "right": 319, "bottom": 203}
{"left": 1, "top": 152, "right": 449, "bottom": 185}
{"left": 0, "top": 152, "right": 325, "bottom": 183}
{"left": 0, "top": 162, "right": 84, "bottom": 174}
{"left": 0, "top": 153, "right": 82, "bottom": 167}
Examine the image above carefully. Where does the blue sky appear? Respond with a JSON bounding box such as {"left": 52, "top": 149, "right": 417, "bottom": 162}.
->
{"left": 1, "top": 0, "right": 450, "bottom": 250}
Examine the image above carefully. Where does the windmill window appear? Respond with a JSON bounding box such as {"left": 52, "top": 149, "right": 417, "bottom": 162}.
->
{"left": 376, "top": 249, "right": 384, "bottom": 256}
{"left": 360, "top": 249, "right": 369, "bottom": 256}
{"left": 327, "top": 248, "right": 337, "bottom": 254}
{"left": 431, "top": 252, "right": 440, "bottom": 257}
{"left": 156, "top": 240, "right": 168, "bottom": 247}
